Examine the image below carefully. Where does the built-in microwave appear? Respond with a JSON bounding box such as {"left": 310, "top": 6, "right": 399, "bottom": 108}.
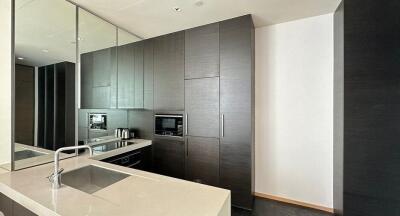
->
{"left": 154, "top": 114, "right": 183, "bottom": 137}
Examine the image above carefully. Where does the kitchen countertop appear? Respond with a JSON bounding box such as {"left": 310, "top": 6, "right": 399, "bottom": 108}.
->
{"left": 0, "top": 139, "right": 231, "bottom": 216}
{"left": 0, "top": 143, "right": 73, "bottom": 170}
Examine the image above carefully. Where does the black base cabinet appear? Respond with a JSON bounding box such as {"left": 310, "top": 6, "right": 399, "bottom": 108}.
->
{"left": 101, "top": 146, "right": 152, "bottom": 172}
{"left": 185, "top": 136, "right": 219, "bottom": 187}
{"left": 0, "top": 193, "right": 36, "bottom": 216}
{"left": 152, "top": 138, "right": 185, "bottom": 179}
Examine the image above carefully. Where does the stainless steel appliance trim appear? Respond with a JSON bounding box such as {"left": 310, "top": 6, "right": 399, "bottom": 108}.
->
{"left": 155, "top": 114, "right": 183, "bottom": 118}
{"left": 221, "top": 114, "right": 224, "bottom": 137}
{"left": 185, "top": 113, "right": 188, "bottom": 135}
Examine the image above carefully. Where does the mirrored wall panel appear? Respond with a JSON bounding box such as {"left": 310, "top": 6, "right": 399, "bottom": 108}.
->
{"left": 11, "top": 0, "right": 77, "bottom": 170}
{"left": 12, "top": 0, "right": 141, "bottom": 170}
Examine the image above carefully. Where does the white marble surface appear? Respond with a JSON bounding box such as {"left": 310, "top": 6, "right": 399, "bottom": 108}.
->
{"left": 0, "top": 139, "right": 231, "bottom": 216}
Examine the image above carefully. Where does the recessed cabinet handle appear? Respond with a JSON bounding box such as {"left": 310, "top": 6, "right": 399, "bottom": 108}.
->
{"left": 185, "top": 113, "right": 188, "bottom": 135}
{"left": 221, "top": 114, "right": 224, "bottom": 137}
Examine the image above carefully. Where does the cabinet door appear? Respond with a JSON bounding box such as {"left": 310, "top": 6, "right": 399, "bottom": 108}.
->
{"left": 118, "top": 42, "right": 144, "bottom": 109}
{"left": 143, "top": 39, "right": 154, "bottom": 110}
{"left": 80, "top": 47, "right": 117, "bottom": 109}
{"left": 117, "top": 43, "right": 135, "bottom": 108}
{"left": 185, "top": 23, "right": 219, "bottom": 79}
{"left": 219, "top": 15, "right": 254, "bottom": 209}
{"left": 0, "top": 193, "right": 12, "bottom": 216}
{"left": 153, "top": 32, "right": 184, "bottom": 111}
{"left": 134, "top": 43, "right": 144, "bottom": 108}
{"left": 12, "top": 202, "right": 36, "bottom": 216}
{"left": 185, "top": 136, "right": 219, "bottom": 186}
{"left": 80, "top": 52, "right": 94, "bottom": 108}
{"left": 185, "top": 77, "right": 219, "bottom": 138}
{"left": 0, "top": 193, "right": 36, "bottom": 216}
{"left": 92, "top": 48, "right": 114, "bottom": 87}
{"left": 153, "top": 138, "right": 185, "bottom": 178}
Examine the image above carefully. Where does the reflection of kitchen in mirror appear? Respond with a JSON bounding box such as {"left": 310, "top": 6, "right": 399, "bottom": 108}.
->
{"left": 11, "top": 0, "right": 76, "bottom": 170}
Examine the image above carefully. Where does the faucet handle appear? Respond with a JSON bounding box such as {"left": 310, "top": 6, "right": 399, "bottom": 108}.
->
{"left": 47, "top": 168, "right": 64, "bottom": 182}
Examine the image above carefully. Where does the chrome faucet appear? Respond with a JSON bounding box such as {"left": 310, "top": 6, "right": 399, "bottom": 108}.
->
{"left": 48, "top": 145, "right": 93, "bottom": 189}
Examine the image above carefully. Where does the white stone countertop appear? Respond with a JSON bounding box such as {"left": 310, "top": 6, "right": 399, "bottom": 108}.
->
{"left": 0, "top": 139, "right": 231, "bottom": 216}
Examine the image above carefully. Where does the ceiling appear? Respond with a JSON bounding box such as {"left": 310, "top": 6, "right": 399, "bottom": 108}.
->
{"left": 15, "top": 0, "right": 340, "bottom": 67}
{"left": 70, "top": 0, "right": 341, "bottom": 39}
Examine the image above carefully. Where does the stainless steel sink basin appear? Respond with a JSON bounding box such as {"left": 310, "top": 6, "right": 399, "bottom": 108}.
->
{"left": 61, "top": 165, "right": 130, "bottom": 194}
{"left": 14, "top": 149, "right": 45, "bottom": 161}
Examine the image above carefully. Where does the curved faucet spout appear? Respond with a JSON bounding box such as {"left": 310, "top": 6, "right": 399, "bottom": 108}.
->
{"left": 49, "top": 145, "right": 93, "bottom": 189}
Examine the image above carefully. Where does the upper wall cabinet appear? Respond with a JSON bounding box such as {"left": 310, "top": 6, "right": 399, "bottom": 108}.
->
{"left": 185, "top": 23, "right": 220, "bottom": 79}
{"left": 117, "top": 41, "right": 144, "bottom": 109}
{"left": 143, "top": 40, "right": 154, "bottom": 110}
{"left": 79, "top": 9, "right": 118, "bottom": 109}
{"left": 154, "top": 32, "right": 185, "bottom": 111}
{"left": 81, "top": 47, "right": 117, "bottom": 109}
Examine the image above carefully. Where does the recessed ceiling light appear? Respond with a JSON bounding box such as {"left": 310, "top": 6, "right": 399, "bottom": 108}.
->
{"left": 42, "top": 49, "right": 49, "bottom": 53}
{"left": 195, "top": 1, "right": 204, "bottom": 7}
{"left": 173, "top": 6, "right": 181, "bottom": 12}
{"left": 17, "top": 57, "right": 24, "bottom": 60}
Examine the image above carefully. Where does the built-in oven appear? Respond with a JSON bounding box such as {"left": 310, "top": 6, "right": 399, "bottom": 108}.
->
{"left": 154, "top": 113, "right": 183, "bottom": 137}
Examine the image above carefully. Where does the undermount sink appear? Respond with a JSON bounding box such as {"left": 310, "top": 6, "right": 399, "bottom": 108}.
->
{"left": 61, "top": 165, "right": 130, "bottom": 194}
{"left": 14, "top": 149, "right": 46, "bottom": 161}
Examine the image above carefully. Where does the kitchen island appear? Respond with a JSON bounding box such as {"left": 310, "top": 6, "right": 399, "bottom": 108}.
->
{"left": 0, "top": 140, "right": 230, "bottom": 216}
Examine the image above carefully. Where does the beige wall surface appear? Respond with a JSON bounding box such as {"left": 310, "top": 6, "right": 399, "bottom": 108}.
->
{"left": 0, "top": 0, "right": 12, "bottom": 167}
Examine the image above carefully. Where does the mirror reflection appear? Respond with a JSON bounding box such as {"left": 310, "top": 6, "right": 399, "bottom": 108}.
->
{"left": 12, "top": 0, "right": 140, "bottom": 171}
{"left": 12, "top": 0, "right": 77, "bottom": 170}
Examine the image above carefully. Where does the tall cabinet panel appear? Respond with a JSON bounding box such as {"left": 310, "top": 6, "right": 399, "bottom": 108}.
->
{"left": 219, "top": 15, "right": 254, "bottom": 209}
{"left": 14, "top": 65, "right": 35, "bottom": 146}
{"left": 185, "top": 77, "right": 219, "bottom": 138}
{"left": 153, "top": 32, "right": 185, "bottom": 111}
{"left": 185, "top": 23, "right": 219, "bottom": 79}
{"left": 38, "top": 62, "right": 75, "bottom": 150}
{"left": 80, "top": 47, "right": 117, "bottom": 109}
{"left": 334, "top": 0, "right": 400, "bottom": 215}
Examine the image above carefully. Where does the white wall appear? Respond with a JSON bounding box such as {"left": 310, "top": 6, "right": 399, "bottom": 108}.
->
{"left": 0, "top": 0, "right": 12, "bottom": 167}
{"left": 255, "top": 14, "right": 333, "bottom": 208}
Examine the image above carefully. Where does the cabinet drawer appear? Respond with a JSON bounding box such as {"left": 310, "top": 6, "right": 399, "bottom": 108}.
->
{"left": 101, "top": 146, "right": 152, "bottom": 171}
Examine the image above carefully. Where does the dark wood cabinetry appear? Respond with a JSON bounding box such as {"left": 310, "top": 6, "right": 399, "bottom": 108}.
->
{"left": 185, "top": 23, "right": 219, "bottom": 79}
{"left": 0, "top": 193, "right": 36, "bottom": 216}
{"left": 14, "top": 65, "right": 35, "bottom": 146}
{"left": 153, "top": 32, "right": 185, "bottom": 111}
{"left": 143, "top": 40, "right": 154, "bottom": 110}
{"left": 117, "top": 42, "right": 144, "bottom": 109}
{"left": 219, "top": 15, "right": 254, "bottom": 209}
{"left": 79, "top": 15, "right": 254, "bottom": 210}
{"left": 153, "top": 138, "right": 185, "bottom": 178}
{"left": 37, "top": 62, "right": 75, "bottom": 150}
{"left": 334, "top": 1, "right": 400, "bottom": 215}
{"left": 185, "top": 136, "right": 219, "bottom": 186}
{"left": 185, "top": 77, "right": 219, "bottom": 138}
{"left": 81, "top": 47, "right": 117, "bottom": 109}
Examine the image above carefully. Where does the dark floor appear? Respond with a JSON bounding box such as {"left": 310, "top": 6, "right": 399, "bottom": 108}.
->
{"left": 232, "top": 198, "right": 333, "bottom": 216}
